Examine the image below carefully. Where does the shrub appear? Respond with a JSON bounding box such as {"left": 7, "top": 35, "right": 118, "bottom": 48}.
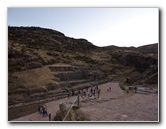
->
{"left": 54, "top": 106, "right": 88, "bottom": 121}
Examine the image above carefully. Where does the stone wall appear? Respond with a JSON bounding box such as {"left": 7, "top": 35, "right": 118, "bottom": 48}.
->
{"left": 49, "top": 66, "right": 74, "bottom": 72}
{"left": 56, "top": 71, "right": 89, "bottom": 81}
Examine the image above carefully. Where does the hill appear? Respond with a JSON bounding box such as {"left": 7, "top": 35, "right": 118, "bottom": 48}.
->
{"left": 8, "top": 26, "right": 158, "bottom": 120}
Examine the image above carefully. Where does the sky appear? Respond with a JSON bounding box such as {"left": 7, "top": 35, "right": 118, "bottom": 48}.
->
{"left": 8, "top": 8, "right": 159, "bottom": 47}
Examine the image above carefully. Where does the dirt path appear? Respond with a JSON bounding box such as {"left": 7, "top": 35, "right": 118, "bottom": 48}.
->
{"left": 80, "top": 83, "right": 158, "bottom": 121}
{"left": 12, "top": 82, "right": 158, "bottom": 122}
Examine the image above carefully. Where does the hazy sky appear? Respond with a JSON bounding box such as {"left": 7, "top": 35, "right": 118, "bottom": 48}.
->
{"left": 8, "top": 8, "right": 158, "bottom": 47}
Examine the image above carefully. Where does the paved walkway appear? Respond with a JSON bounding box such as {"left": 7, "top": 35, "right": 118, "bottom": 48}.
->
{"left": 11, "top": 82, "right": 158, "bottom": 121}
{"left": 12, "top": 82, "right": 121, "bottom": 121}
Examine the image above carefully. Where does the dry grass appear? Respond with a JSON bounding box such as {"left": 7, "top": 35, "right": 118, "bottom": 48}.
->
{"left": 13, "top": 66, "right": 57, "bottom": 88}
{"left": 34, "top": 49, "right": 54, "bottom": 61}
{"left": 90, "top": 51, "right": 111, "bottom": 61}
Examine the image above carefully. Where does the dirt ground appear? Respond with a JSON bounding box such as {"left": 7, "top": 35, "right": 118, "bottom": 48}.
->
{"left": 11, "top": 82, "right": 158, "bottom": 122}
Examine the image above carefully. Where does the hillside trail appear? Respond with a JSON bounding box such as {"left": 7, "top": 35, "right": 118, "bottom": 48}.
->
{"left": 12, "top": 82, "right": 158, "bottom": 122}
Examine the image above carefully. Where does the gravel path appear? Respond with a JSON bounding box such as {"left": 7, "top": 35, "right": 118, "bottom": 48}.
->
{"left": 12, "top": 82, "right": 158, "bottom": 122}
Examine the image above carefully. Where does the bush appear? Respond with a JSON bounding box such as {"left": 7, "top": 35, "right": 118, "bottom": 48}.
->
{"left": 54, "top": 106, "right": 88, "bottom": 121}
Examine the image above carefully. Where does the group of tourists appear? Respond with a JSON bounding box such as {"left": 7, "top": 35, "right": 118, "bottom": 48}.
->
{"left": 38, "top": 105, "right": 52, "bottom": 121}
{"left": 87, "top": 85, "right": 101, "bottom": 98}
{"left": 68, "top": 85, "right": 101, "bottom": 99}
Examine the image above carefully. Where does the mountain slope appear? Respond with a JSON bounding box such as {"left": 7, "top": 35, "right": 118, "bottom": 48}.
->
{"left": 8, "top": 26, "right": 158, "bottom": 106}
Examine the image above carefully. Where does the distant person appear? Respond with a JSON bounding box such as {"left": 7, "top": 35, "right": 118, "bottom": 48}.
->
{"left": 126, "top": 78, "right": 129, "bottom": 83}
{"left": 109, "top": 87, "right": 111, "bottom": 92}
{"left": 90, "top": 88, "right": 93, "bottom": 94}
{"left": 49, "top": 113, "right": 51, "bottom": 121}
{"left": 39, "top": 105, "right": 43, "bottom": 114}
{"left": 43, "top": 108, "right": 48, "bottom": 117}
{"left": 45, "top": 109, "right": 48, "bottom": 116}
{"left": 42, "top": 108, "right": 45, "bottom": 116}
{"left": 93, "top": 89, "right": 95, "bottom": 96}
{"left": 72, "top": 90, "right": 74, "bottom": 96}
{"left": 84, "top": 91, "right": 86, "bottom": 96}
{"left": 90, "top": 88, "right": 92, "bottom": 93}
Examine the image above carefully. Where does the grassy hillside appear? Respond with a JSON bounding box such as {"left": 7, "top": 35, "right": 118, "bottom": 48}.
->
{"left": 8, "top": 26, "right": 158, "bottom": 106}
